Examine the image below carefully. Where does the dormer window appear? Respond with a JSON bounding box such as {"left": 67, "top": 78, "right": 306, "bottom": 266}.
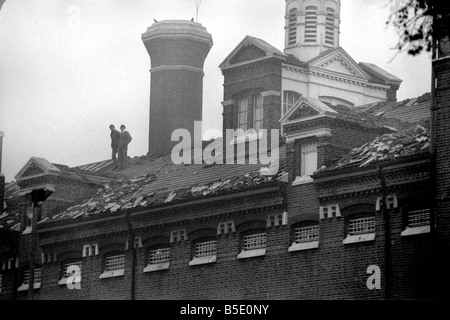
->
{"left": 304, "top": 6, "right": 318, "bottom": 43}
{"left": 288, "top": 8, "right": 298, "bottom": 46}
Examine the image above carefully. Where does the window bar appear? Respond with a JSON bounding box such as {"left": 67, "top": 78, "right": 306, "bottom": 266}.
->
{"left": 243, "top": 233, "right": 266, "bottom": 250}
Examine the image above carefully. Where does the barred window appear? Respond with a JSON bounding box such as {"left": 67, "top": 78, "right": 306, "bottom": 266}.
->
{"left": 407, "top": 209, "right": 430, "bottom": 228}
{"left": 195, "top": 240, "right": 217, "bottom": 258}
{"left": 288, "top": 8, "right": 297, "bottom": 46}
{"left": 348, "top": 217, "right": 375, "bottom": 235}
{"left": 63, "top": 261, "right": 82, "bottom": 278}
{"left": 148, "top": 248, "right": 170, "bottom": 264}
{"left": 294, "top": 225, "right": 319, "bottom": 243}
{"left": 243, "top": 233, "right": 266, "bottom": 251}
{"left": 105, "top": 254, "right": 125, "bottom": 271}
{"left": 23, "top": 268, "right": 42, "bottom": 284}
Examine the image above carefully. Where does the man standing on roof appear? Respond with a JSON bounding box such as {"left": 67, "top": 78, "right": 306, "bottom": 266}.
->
{"left": 118, "top": 124, "right": 132, "bottom": 170}
{"left": 109, "top": 125, "right": 120, "bottom": 169}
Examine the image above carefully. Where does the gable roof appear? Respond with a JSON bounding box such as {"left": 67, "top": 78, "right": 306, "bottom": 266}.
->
{"left": 219, "top": 35, "right": 287, "bottom": 70}
{"left": 280, "top": 96, "right": 338, "bottom": 124}
{"left": 280, "top": 95, "right": 409, "bottom": 131}
{"left": 306, "top": 47, "right": 370, "bottom": 79}
{"left": 14, "top": 157, "right": 61, "bottom": 181}
{"left": 359, "top": 62, "right": 403, "bottom": 85}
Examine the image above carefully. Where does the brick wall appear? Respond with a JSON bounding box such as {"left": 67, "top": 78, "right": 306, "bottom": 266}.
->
{"left": 0, "top": 174, "right": 435, "bottom": 300}
{"left": 222, "top": 58, "right": 283, "bottom": 134}
{"left": 434, "top": 54, "right": 450, "bottom": 299}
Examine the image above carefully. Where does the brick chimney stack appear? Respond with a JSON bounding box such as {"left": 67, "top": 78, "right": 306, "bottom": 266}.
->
{"left": 142, "top": 20, "right": 213, "bottom": 156}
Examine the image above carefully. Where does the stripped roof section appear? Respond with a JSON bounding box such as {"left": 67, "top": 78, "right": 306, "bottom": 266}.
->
{"left": 39, "top": 147, "right": 288, "bottom": 223}
{"left": 316, "top": 121, "right": 430, "bottom": 173}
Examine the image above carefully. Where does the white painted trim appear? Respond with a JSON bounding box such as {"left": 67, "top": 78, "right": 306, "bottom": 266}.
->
{"left": 222, "top": 99, "right": 236, "bottom": 107}
{"left": 288, "top": 241, "right": 319, "bottom": 252}
{"left": 143, "top": 262, "right": 170, "bottom": 273}
{"left": 261, "top": 90, "right": 281, "bottom": 97}
{"left": 401, "top": 226, "right": 430, "bottom": 237}
{"left": 285, "top": 128, "right": 332, "bottom": 143}
{"left": 343, "top": 233, "right": 375, "bottom": 245}
{"left": 237, "top": 248, "right": 266, "bottom": 259}
{"left": 18, "top": 184, "right": 56, "bottom": 197}
{"left": 292, "top": 176, "right": 314, "bottom": 186}
{"left": 150, "top": 65, "right": 204, "bottom": 75}
{"left": 99, "top": 269, "right": 125, "bottom": 279}
{"left": 221, "top": 56, "right": 277, "bottom": 71}
{"left": 189, "top": 255, "right": 217, "bottom": 266}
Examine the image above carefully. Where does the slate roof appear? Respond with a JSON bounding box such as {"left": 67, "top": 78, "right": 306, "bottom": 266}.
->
{"left": 246, "top": 36, "right": 286, "bottom": 58}
{"left": 316, "top": 121, "right": 430, "bottom": 174}
{"left": 359, "top": 62, "right": 403, "bottom": 84}
{"left": 326, "top": 103, "right": 410, "bottom": 131}
{"left": 36, "top": 147, "right": 287, "bottom": 224}
{"left": 355, "top": 93, "right": 431, "bottom": 123}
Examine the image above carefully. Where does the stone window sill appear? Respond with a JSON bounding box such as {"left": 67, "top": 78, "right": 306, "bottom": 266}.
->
{"left": 18, "top": 283, "right": 41, "bottom": 291}
{"left": 343, "top": 233, "right": 375, "bottom": 245}
{"left": 292, "top": 176, "right": 313, "bottom": 186}
{"left": 189, "top": 255, "right": 217, "bottom": 266}
{"left": 58, "top": 277, "right": 81, "bottom": 286}
{"left": 401, "top": 225, "right": 430, "bottom": 237}
{"left": 288, "top": 241, "right": 319, "bottom": 252}
{"left": 143, "top": 262, "right": 170, "bottom": 273}
{"left": 237, "top": 248, "right": 266, "bottom": 260}
{"left": 99, "top": 269, "right": 125, "bottom": 279}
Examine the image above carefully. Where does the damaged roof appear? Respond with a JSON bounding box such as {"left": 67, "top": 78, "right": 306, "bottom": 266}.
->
{"left": 355, "top": 92, "right": 431, "bottom": 123}
{"left": 316, "top": 121, "right": 430, "bottom": 174}
{"left": 38, "top": 149, "right": 287, "bottom": 224}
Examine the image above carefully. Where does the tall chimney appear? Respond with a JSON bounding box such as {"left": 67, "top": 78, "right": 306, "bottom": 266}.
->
{"left": 0, "top": 131, "right": 5, "bottom": 211}
{"left": 142, "top": 20, "right": 213, "bottom": 156}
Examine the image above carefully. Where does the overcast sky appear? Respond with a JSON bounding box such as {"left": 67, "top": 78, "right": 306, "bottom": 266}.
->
{"left": 0, "top": 0, "right": 431, "bottom": 182}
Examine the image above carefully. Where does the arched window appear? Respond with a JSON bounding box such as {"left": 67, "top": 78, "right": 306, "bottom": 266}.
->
{"left": 144, "top": 245, "right": 171, "bottom": 272}
{"left": 304, "top": 6, "right": 318, "bottom": 43}
{"left": 289, "top": 220, "right": 320, "bottom": 252}
{"left": 325, "top": 7, "right": 336, "bottom": 46}
{"left": 283, "top": 91, "right": 301, "bottom": 115}
{"left": 343, "top": 212, "right": 376, "bottom": 245}
{"left": 100, "top": 246, "right": 126, "bottom": 279}
{"left": 190, "top": 238, "right": 217, "bottom": 266}
{"left": 288, "top": 8, "right": 298, "bottom": 46}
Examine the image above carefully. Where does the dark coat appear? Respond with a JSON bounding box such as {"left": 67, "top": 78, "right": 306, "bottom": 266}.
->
{"left": 110, "top": 129, "right": 120, "bottom": 149}
{"left": 118, "top": 130, "right": 132, "bottom": 149}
